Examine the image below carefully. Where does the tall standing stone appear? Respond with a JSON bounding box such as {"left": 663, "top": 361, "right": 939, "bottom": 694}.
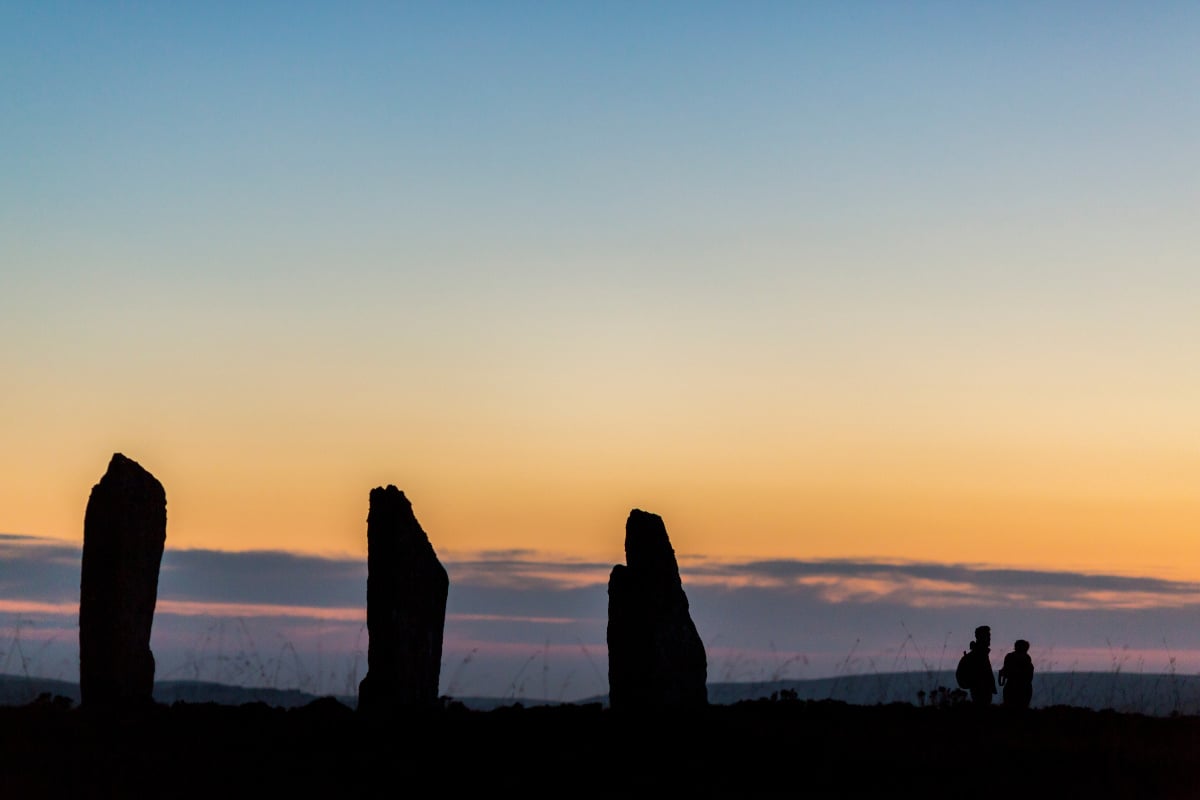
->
{"left": 358, "top": 485, "right": 449, "bottom": 712}
{"left": 79, "top": 452, "right": 167, "bottom": 709}
{"left": 607, "top": 508, "right": 708, "bottom": 710}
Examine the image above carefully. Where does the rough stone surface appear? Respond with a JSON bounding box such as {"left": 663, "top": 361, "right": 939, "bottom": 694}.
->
{"left": 79, "top": 452, "right": 167, "bottom": 709}
{"left": 357, "top": 486, "right": 449, "bottom": 712}
{"left": 607, "top": 508, "right": 708, "bottom": 710}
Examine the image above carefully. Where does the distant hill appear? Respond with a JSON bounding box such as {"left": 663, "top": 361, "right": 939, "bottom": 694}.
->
{"left": 4, "top": 670, "right": 1200, "bottom": 716}
{"left": 569, "top": 670, "right": 1200, "bottom": 717}
{"left": 0, "top": 675, "right": 355, "bottom": 710}
{"left": 702, "top": 670, "right": 1200, "bottom": 717}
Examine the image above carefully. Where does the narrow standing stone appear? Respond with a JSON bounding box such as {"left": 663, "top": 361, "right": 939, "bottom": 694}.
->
{"left": 358, "top": 486, "right": 449, "bottom": 712}
{"left": 607, "top": 508, "right": 707, "bottom": 710}
{"left": 79, "top": 453, "right": 167, "bottom": 709}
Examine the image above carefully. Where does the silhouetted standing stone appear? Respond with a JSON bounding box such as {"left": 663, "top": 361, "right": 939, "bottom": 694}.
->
{"left": 358, "top": 486, "right": 449, "bottom": 712}
{"left": 607, "top": 508, "right": 707, "bottom": 710}
{"left": 79, "top": 453, "right": 167, "bottom": 709}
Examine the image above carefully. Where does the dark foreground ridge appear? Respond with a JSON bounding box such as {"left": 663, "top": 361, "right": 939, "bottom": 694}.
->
{"left": 2, "top": 698, "right": 1199, "bottom": 798}
{"left": 9, "top": 670, "right": 1200, "bottom": 716}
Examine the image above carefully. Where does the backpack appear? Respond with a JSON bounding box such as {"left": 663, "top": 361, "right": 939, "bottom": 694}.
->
{"left": 955, "top": 650, "right": 971, "bottom": 689}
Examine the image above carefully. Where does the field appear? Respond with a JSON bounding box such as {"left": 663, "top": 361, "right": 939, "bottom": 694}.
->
{"left": 3, "top": 696, "right": 1199, "bottom": 798}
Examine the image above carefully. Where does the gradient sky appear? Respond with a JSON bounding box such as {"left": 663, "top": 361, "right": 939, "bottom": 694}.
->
{"left": 3, "top": 3, "right": 1198, "bottom": 697}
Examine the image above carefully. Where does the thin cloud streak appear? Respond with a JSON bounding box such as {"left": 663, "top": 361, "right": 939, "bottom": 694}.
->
{"left": 157, "top": 600, "right": 363, "bottom": 622}
{"left": 450, "top": 613, "right": 589, "bottom": 625}
{"left": 0, "top": 600, "right": 78, "bottom": 615}
{"left": 9, "top": 534, "right": 1199, "bottom": 611}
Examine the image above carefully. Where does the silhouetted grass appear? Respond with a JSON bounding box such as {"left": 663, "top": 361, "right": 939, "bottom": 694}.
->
{"left": 6, "top": 618, "right": 1200, "bottom": 715}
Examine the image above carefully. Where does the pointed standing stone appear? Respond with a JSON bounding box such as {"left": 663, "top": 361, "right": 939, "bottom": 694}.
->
{"left": 79, "top": 453, "right": 167, "bottom": 709}
{"left": 607, "top": 508, "right": 708, "bottom": 710}
{"left": 357, "top": 486, "right": 449, "bottom": 712}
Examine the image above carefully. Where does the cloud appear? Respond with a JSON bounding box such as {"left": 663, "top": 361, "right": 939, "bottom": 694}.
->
{"left": 0, "top": 534, "right": 80, "bottom": 603}
{"left": 683, "top": 558, "right": 1200, "bottom": 610}
{"left": 444, "top": 550, "right": 613, "bottom": 591}
{"left": 9, "top": 535, "right": 1198, "bottom": 615}
{"left": 4, "top": 536, "right": 1200, "bottom": 699}
{"left": 160, "top": 549, "right": 365, "bottom": 608}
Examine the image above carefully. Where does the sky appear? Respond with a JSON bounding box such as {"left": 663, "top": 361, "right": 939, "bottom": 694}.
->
{"left": 2, "top": 2, "right": 1198, "bottom": 700}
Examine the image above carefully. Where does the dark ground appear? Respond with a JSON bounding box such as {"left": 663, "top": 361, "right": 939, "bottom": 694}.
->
{"left": 3, "top": 696, "right": 1199, "bottom": 798}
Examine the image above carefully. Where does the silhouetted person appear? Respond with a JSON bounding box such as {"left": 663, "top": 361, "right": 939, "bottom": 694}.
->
{"left": 998, "top": 639, "right": 1034, "bottom": 709}
{"left": 956, "top": 625, "right": 996, "bottom": 705}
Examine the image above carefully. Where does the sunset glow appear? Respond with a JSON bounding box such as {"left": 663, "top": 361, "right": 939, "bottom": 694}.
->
{"left": 3, "top": 3, "right": 1199, "bottom": 697}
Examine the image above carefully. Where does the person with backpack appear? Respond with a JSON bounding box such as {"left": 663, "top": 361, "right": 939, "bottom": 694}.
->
{"left": 956, "top": 625, "right": 997, "bottom": 705}
{"left": 998, "top": 639, "right": 1034, "bottom": 709}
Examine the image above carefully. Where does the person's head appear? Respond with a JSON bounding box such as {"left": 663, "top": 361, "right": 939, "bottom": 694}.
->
{"left": 975, "top": 625, "right": 991, "bottom": 646}
{"left": 1015, "top": 639, "right": 1029, "bottom": 654}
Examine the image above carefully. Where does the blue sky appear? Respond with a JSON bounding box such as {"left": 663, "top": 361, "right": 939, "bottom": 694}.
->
{"left": 8, "top": 2, "right": 1195, "bottom": 303}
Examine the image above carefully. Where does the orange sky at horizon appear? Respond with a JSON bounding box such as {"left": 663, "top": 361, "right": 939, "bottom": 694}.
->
{"left": 3, "top": 419, "right": 1196, "bottom": 584}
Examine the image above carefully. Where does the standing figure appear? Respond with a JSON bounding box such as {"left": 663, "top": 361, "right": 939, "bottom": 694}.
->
{"left": 998, "top": 639, "right": 1034, "bottom": 709}
{"left": 956, "top": 625, "right": 997, "bottom": 705}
